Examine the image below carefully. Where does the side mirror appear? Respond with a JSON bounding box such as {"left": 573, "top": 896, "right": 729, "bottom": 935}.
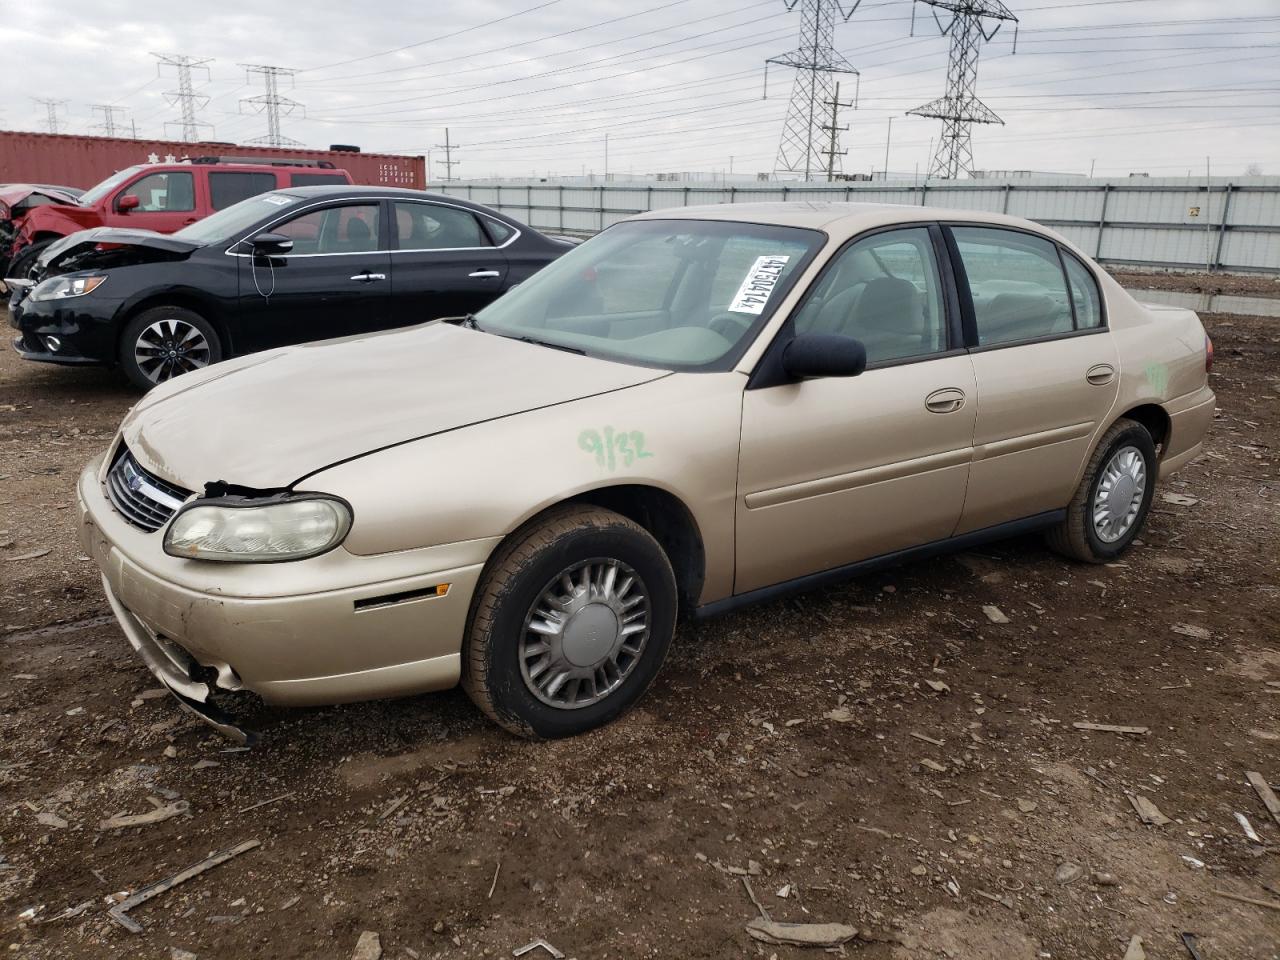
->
{"left": 117, "top": 194, "right": 140, "bottom": 213}
{"left": 249, "top": 232, "right": 294, "bottom": 255}
{"left": 781, "top": 333, "right": 867, "bottom": 380}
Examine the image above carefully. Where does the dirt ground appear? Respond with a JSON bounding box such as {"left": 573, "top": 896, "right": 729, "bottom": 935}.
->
{"left": 2, "top": 281, "right": 1278, "bottom": 959}
{"left": 1110, "top": 268, "right": 1280, "bottom": 300}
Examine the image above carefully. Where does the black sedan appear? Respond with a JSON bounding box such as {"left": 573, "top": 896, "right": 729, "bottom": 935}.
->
{"left": 6, "top": 186, "right": 574, "bottom": 389}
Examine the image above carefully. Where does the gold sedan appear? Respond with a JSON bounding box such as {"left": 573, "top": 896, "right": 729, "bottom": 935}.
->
{"left": 78, "top": 203, "right": 1216, "bottom": 741}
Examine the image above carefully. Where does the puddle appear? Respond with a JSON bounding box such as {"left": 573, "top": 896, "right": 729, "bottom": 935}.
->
{"left": 1128, "top": 288, "right": 1280, "bottom": 318}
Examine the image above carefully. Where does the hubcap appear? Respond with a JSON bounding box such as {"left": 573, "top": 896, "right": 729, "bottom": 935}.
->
{"left": 519, "top": 558, "right": 650, "bottom": 710}
{"left": 134, "top": 318, "right": 211, "bottom": 384}
{"left": 1092, "top": 445, "right": 1147, "bottom": 543}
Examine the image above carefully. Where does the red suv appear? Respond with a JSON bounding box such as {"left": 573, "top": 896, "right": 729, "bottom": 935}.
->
{"left": 2, "top": 157, "right": 352, "bottom": 280}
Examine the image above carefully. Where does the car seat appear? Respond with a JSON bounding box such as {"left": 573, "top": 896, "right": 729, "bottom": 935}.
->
{"left": 843, "top": 276, "right": 923, "bottom": 360}
{"left": 343, "top": 217, "right": 373, "bottom": 252}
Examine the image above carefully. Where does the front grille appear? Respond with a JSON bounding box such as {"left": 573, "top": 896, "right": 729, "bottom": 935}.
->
{"left": 106, "top": 447, "right": 191, "bottom": 532}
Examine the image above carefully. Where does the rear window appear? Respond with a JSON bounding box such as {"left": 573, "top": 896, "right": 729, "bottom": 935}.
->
{"left": 209, "top": 172, "right": 277, "bottom": 210}
{"left": 290, "top": 173, "right": 349, "bottom": 187}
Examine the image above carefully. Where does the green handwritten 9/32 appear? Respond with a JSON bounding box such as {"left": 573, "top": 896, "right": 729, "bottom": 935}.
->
{"left": 579, "top": 428, "right": 653, "bottom": 470}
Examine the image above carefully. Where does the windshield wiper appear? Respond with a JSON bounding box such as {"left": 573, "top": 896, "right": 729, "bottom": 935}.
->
{"left": 458, "top": 313, "right": 481, "bottom": 329}
{"left": 507, "top": 334, "right": 586, "bottom": 355}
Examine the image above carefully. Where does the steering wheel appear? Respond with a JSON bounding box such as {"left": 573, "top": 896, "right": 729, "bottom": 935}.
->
{"left": 709, "top": 312, "right": 754, "bottom": 339}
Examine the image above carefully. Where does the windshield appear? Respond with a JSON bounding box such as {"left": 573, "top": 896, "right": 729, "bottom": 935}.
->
{"left": 175, "top": 192, "right": 300, "bottom": 246}
{"left": 78, "top": 166, "right": 144, "bottom": 206}
{"left": 474, "top": 219, "right": 823, "bottom": 370}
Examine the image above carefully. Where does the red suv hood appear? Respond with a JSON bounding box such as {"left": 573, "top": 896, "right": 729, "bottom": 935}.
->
{"left": 0, "top": 184, "right": 78, "bottom": 209}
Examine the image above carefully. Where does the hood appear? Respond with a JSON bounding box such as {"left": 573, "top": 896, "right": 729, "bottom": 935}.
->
{"left": 122, "top": 322, "right": 668, "bottom": 490}
{"left": 39, "top": 227, "right": 200, "bottom": 276}
{"left": 0, "top": 184, "right": 77, "bottom": 213}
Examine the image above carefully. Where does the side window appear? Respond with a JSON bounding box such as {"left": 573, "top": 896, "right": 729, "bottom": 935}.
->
{"left": 125, "top": 172, "right": 195, "bottom": 212}
{"left": 209, "top": 172, "right": 276, "bottom": 210}
{"left": 952, "top": 227, "right": 1075, "bottom": 346}
{"left": 290, "top": 173, "right": 349, "bottom": 187}
{"left": 483, "top": 217, "right": 515, "bottom": 245}
{"left": 793, "top": 226, "right": 947, "bottom": 365}
{"left": 393, "top": 202, "right": 488, "bottom": 250}
{"left": 1063, "top": 252, "right": 1103, "bottom": 329}
{"left": 272, "top": 203, "right": 381, "bottom": 254}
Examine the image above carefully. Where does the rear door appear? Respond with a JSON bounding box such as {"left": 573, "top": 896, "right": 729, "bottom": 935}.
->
{"left": 387, "top": 200, "right": 508, "bottom": 326}
{"left": 947, "top": 225, "right": 1120, "bottom": 533}
{"left": 234, "top": 200, "right": 392, "bottom": 352}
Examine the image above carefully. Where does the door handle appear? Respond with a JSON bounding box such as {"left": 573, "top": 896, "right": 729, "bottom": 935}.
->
{"left": 925, "top": 387, "right": 966, "bottom": 414}
{"left": 349, "top": 272, "right": 387, "bottom": 282}
{"left": 468, "top": 269, "right": 501, "bottom": 279}
{"left": 1086, "top": 363, "right": 1116, "bottom": 386}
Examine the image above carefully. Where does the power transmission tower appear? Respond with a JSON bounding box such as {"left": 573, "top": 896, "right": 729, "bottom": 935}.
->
{"left": 89, "top": 104, "right": 130, "bottom": 137}
{"left": 907, "top": 1, "right": 1018, "bottom": 180}
{"left": 32, "top": 98, "right": 68, "bottom": 134}
{"left": 153, "top": 53, "right": 215, "bottom": 142}
{"left": 767, "top": 0, "right": 863, "bottom": 181}
{"left": 821, "top": 80, "right": 854, "bottom": 181}
{"left": 239, "top": 64, "right": 304, "bottom": 147}
{"left": 435, "top": 128, "right": 460, "bottom": 181}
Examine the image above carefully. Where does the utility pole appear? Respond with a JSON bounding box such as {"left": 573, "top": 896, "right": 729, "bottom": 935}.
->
{"left": 604, "top": 132, "right": 609, "bottom": 182}
{"left": 820, "top": 80, "right": 853, "bottom": 181}
{"left": 435, "top": 128, "right": 460, "bottom": 181}
{"left": 240, "top": 64, "right": 304, "bottom": 147}
{"left": 768, "top": 0, "right": 864, "bottom": 181}
{"left": 883, "top": 116, "right": 893, "bottom": 178}
{"left": 152, "top": 53, "right": 214, "bottom": 142}
{"left": 89, "top": 104, "right": 130, "bottom": 137}
{"left": 32, "top": 98, "right": 68, "bottom": 134}
{"left": 907, "top": 1, "right": 1018, "bottom": 180}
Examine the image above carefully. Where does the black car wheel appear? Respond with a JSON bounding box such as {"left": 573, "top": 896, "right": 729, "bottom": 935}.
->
{"left": 462, "top": 505, "right": 678, "bottom": 739}
{"left": 6, "top": 240, "right": 53, "bottom": 281}
{"left": 120, "top": 306, "right": 223, "bottom": 390}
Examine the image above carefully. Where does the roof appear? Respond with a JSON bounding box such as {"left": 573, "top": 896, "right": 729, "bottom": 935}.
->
{"left": 279, "top": 185, "right": 444, "bottom": 200}
{"left": 630, "top": 201, "right": 1052, "bottom": 239}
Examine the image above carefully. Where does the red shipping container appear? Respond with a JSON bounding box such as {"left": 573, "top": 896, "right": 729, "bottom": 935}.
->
{"left": 0, "top": 130, "right": 425, "bottom": 190}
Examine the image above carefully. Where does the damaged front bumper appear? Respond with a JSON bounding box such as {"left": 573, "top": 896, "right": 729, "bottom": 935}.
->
{"left": 99, "top": 573, "right": 256, "bottom": 744}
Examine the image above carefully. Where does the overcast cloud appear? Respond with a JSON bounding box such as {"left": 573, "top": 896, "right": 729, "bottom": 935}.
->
{"left": 1, "top": 0, "right": 1277, "bottom": 180}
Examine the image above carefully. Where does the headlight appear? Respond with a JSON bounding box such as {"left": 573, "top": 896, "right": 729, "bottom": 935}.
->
{"left": 29, "top": 275, "right": 107, "bottom": 302}
{"left": 163, "top": 496, "right": 352, "bottom": 563}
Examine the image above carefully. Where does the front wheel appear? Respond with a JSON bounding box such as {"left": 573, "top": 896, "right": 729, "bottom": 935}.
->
{"left": 119, "top": 306, "right": 222, "bottom": 390}
{"left": 6, "top": 240, "right": 53, "bottom": 281}
{"left": 462, "top": 505, "right": 678, "bottom": 738}
{"left": 1046, "top": 417, "right": 1157, "bottom": 563}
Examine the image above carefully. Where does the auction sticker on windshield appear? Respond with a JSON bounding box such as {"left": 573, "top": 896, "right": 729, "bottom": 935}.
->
{"left": 728, "top": 255, "right": 791, "bottom": 315}
{"left": 261, "top": 195, "right": 294, "bottom": 206}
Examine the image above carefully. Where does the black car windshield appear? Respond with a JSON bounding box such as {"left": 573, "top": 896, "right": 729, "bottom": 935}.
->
{"left": 77, "top": 166, "right": 145, "bottom": 206}
{"left": 474, "top": 219, "right": 823, "bottom": 371}
{"left": 175, "top": 192, "right": 301, "bottom": 245}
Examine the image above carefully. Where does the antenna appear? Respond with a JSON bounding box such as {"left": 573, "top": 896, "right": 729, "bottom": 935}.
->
{"left": 767, "top": 0, "right": 863, "bottom": 181}
{"left": 32, "top": 97, "right": 69, "bottom": 134}
{"left": 89, "top": 104, "right": 130, "bottom": 138}
{"left": 239, "top": 65, "right": 304, "bottom": 147}
{"left": 153, "top": 53, "right": 215, "bottom": 142}
{"left": 907, "top": 1, "right": 1018, "bottom": 180}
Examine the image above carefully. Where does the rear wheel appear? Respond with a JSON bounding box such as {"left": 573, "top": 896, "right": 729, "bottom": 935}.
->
{"left": 6, "top": 240, "right": 53, "bottom": 281}
{"left": 1046, "top": 417, "right": 1157, "bottom": 563}
{"left": 119, "top": 306, "right": 222, "bottom": 390}
{"left": 462, "top": 505, "right": 677, "bottom": 739}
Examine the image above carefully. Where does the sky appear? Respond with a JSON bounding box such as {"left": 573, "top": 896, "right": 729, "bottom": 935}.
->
{"left": 1, "top": 0, "right": 1277, "bottom": 181}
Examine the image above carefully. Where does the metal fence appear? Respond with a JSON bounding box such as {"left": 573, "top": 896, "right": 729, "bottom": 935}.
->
{"left": 437, "top": 177, "right": 1280, "bottom": 275}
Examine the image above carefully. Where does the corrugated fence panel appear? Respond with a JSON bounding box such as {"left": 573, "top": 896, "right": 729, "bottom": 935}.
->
{"left": 437, "top": 178, "right": 1280, "bottom": 271}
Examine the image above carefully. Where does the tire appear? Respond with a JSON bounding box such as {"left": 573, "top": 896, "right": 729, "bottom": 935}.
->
{"left": 1046, "top": 417, "right": 1158, "bottom": 563}
{"left": 6, "top": 240, "right": 53, "bottom": 281}
{"left": 462, "top": 505, "right": 678, "bottom": 739}
{"left": 119, "top": 306, "right": 223, "bottom": 391}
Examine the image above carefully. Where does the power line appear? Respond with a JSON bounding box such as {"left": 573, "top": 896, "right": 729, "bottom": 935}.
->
{"left": 153, "top": 53, "right": 214, "bottom": 142}
{"left": 239, "top": 65, "right": 304, "bottom": 147}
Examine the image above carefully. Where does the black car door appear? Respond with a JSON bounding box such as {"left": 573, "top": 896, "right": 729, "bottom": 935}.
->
{"left": 235, "top": 199, "right": 392, "bottom": 352}
{"left": 387, "top": 199, "right": 509, "bottom": 326}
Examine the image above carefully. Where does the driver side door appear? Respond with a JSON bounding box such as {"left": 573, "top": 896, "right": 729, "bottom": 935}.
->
{"left": 735, "top": 224, "right": 977, "bottom": 594}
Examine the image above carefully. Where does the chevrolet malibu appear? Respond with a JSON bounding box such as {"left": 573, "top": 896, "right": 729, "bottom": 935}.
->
{"left": 78, "top": 203, "right": 1216, "bottom": 742}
